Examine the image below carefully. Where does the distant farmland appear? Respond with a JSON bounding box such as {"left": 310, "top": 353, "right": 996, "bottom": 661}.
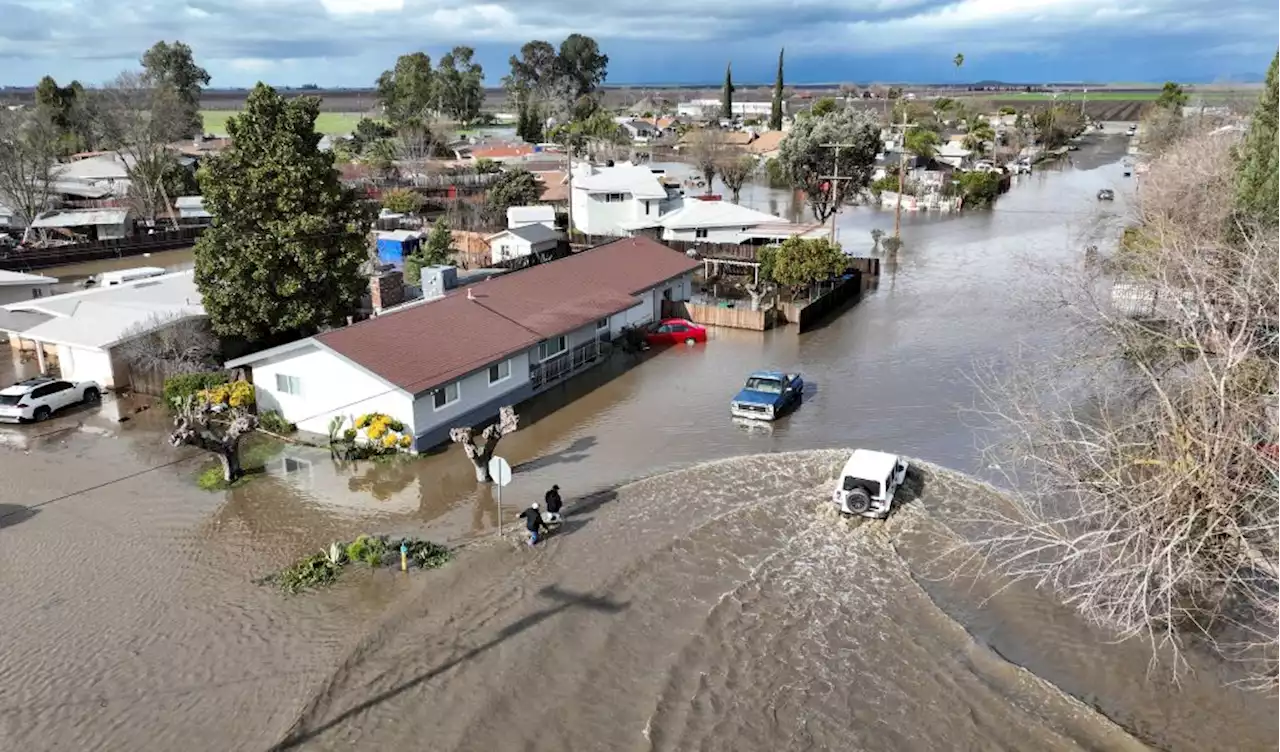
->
{"left": 200, "top": 109, "right": 365, "bottom": 135}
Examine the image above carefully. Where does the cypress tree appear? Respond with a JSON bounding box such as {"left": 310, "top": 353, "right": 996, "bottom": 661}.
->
{"left": 1234, "top": 51, "right": 1278, "bottom": 228}
{"left": 721, "top": 63, "right": 735, "bottom": 120}
{"left": 769, "top": 49, "right": 785, "bottom": 131}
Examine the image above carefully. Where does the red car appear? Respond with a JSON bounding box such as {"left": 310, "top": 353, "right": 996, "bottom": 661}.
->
{"left": 644, "top": 318, "right": 708, "bottom": 346}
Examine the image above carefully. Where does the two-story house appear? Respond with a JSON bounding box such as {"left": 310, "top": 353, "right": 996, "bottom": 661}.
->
{"left": 570, "top": 162, "right": 684, "bottom": 237}
{"left": 226, "top": 237, "right": 699, "bottom": 452}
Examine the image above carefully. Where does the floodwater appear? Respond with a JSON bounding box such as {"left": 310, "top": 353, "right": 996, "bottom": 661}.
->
{"left": 1, "top": 134, "right": 1274, "bottom": 750}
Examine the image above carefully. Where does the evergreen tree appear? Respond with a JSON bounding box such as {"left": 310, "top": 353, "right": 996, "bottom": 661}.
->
{"left": 1234, "top": 52, "right": 1278, "bottom": 228}
{"left": 721, "top": 63, "right": 735, "bottom": 120}
{"left": 769, "top": 49, "right": 785, "bottom": 131}
{"left": 193, "top": 84, "right": 375, "bottom": 343}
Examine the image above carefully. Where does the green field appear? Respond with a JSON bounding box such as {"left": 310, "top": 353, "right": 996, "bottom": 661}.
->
{"left": 200, "top": 110, "right": 365, "bottom": 135}
{"left": 984, "top": 90, "right": 1248, "bottom": 102}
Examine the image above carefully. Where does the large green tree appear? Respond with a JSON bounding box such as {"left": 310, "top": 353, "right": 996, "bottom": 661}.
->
{"left": 376, "top": 52, "right": 435, "bottom": 127}
{"left": 769, "top": 49, "right": 785, "bottom": 131}
{"left": 505, "top": 36, "right": 607, "bottom": 123}
{"left": 193, "top": 84, "right": 375, "bottom": 343}
{"left": 484, "top": 169, "right": 542, "bottom": 225}
{"left": 761, "top": 236, "right": 848, "bottom": 295}
{"left": 437, "top": 46, "right": 485, "bottom": 125}
{"left": 140, "top": 40, "right": 211, "bottom": 139}
{"left": 554, "top": 34, "right": 609, "bottom": 113}
{"left": 776, "top": 107, "right": 881, "bottom": 223}
{"left": 721, "top": 63, "right": 735, "bottom": 119}
{"left": 1234, "top": 52, "right": 1278, "bottom": 228}
{"left": 1155, "top": 81, "right": 1188, "bottom": 111}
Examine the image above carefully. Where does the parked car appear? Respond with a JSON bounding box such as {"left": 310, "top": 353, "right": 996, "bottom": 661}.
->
{"left": 1097, "top": 189, "right": 1115, "bottom": 201}
{"left": 730, "top": 370, "right": 803, "bottom": 421}
{"left": 0, "top": 376, "right": 101, "bottom": 423}
{"left": 832, "top": 449, "right": 910, "bottom": 519}
{"left": 644, "top": 318, "right": 707, "bottom": 347}
{"left": 1126, "top": 124, "right": 1138, "bottom": 137}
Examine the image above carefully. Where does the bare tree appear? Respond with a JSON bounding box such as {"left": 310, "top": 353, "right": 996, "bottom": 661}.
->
{"left": 450, "top": 405, "right": 519, "bottom": 482}
{"left": 964, "top": 126, "right": 1279, "bottom": 690}
{"left": 684, "top": 129, "right": 728, "bottom": 194}
{"left": 395, "top": 122, "right": 435, "bottom": 184}
{"left": 717, "top": 151, "right": 756, "bottom": 203}
{"left": 0, "top": 108, "right": 60, "bottom": 230}
{"left": 169, "top": 393, "right": 258, "bottom": 483}
{"left": 115, "top": 312, "right": 220, "bottom": 379}
{"left": 100, "top": 71, "right": 186, "bottom": 229}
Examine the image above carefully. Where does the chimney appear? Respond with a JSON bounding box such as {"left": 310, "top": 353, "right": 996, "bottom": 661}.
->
{"left": 370, "top": 268, "right": 405, "bottom": 312}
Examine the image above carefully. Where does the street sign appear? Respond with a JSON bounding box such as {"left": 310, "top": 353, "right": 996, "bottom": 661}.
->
{"left": 488, "top": 456, "right": 512, "bottom": 487}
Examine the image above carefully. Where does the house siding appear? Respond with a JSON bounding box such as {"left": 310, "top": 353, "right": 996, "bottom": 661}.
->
{"left": 55, "top": 345, "right": 118, "bottom": 388}
{"left": 247, "top": 343, "right": 416, "bottom": 437}
{"left": 0, "top": 284, "right": 54, "bottom": 306}
{"left": 410, "top": 351, "right": 533, "bottom": 448}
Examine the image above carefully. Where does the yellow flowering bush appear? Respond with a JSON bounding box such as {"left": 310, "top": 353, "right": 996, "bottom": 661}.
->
{"left": 350, "top": 412, "right": 412, "bottom": 455}
{"left": 199, "top": 380, "right": 256, "bottom": 409}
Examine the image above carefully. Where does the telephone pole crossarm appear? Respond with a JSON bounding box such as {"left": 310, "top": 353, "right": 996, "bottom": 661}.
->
{"left": 818, "top": 142, "right": 859, "bottom": 243}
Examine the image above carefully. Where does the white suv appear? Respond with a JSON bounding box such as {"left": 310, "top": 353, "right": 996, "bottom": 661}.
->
{"left": 833, "top": 449, "right": 909, "bottom": 519}
{"left": 0, "top": 377, "right": 102, "bottom": 423}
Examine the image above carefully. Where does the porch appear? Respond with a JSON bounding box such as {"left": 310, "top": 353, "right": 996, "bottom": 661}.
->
{"left": 530, "top": 338, "right": 612, "bottom": 391}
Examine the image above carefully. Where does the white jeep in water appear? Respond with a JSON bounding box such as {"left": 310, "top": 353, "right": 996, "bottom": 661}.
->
{"left": 832, "top": 449, "right": 909, "bottom": 519}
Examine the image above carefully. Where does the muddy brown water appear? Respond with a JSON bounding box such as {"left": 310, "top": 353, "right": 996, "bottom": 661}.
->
{"left": 1, "top": 137, "right": 1274, "bottom": 750}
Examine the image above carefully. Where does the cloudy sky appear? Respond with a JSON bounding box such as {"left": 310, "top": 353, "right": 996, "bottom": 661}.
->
{"left": 1, "top": 0, "right": 1276, "bottom": 88}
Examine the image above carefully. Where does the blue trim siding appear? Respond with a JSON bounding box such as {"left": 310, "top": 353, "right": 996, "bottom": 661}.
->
{"left": 414, "top": 380, "right": 537, "bottom": 452}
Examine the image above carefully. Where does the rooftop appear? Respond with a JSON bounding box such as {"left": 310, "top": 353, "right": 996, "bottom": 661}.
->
{"left": 0, "top": 270, "right": 58, "bottom": 286}
{"left": 656, "top": 199, "right": 786, "bottom": 230}
{"left": 0, "top": 270, "right": 203, "bottom": 349}
{"left": 51, "top": 152, "right": 134, "bottom": 181}
{"left": 507, "top": 205, "right": 555, "bottom": 226}
{"left": 265, "top": 238, "right": 698, "bottom": 394}
{"left": 491, "top": 224, "right": 562, "bottom": 244}
{"left": 30, "top": 208, "right": 132, "bottom": 228}
{"left": 572, "top": 162, "right": 669, "bottom": 200}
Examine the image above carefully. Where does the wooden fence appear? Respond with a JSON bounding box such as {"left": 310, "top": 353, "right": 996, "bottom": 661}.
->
{"left": 777, "top": 271, "right": 864, "bottom": 333}
{"left": 0, "top": 227, "right": 204, "bottom": 272}
{"left": 663, "top": 299, "right": 777, "bottom": 331}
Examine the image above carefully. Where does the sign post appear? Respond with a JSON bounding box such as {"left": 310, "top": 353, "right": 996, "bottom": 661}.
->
{"left": 487, "top": 456, "right": 513, "bottom": 538}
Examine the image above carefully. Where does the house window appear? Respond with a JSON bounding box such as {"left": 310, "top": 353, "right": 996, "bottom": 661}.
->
{"left": 488, "top": 359, "right": 511, "bottom": 385}
{"left": 695, "top": 228, "right": 708, "bottom": 239}
{"left": 283, "top": 457, "right": 312, "bottom": 474}
{"left": 644, "top": 201, "right": 651, "bottom": 215}
{"left": 31, "top": 288, "right": 44, "bottom": 298}
{"left": 596, "top": 317, "right": 609, "bottom": 331}
{"left": 432, "top": 381, "right": 460, "bottom": 410}
{"left": 604, "top": 193, "right": 626, "bottom": 203}
{"left": 537, "top": 336, "right": 567, "bottom": 361}
{"left": 275, "top": 374, "right": 302, "bottom": 395}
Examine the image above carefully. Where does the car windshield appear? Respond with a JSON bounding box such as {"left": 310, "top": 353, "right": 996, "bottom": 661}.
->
{"left": 0, "top": 394, "right": 22, "bottom": 406}
{"left": 744, "top": 377, "right": 783, "bottom": 394}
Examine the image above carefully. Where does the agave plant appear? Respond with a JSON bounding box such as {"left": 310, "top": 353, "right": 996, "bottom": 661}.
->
{"left": 326, "top": 541, "right": 347, "bottom": 565}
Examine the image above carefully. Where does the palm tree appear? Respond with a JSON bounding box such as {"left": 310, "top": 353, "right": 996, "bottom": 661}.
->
{"left": 904, "top": 128, "right": 941, "bottom": 159}
{"left": 953, "top": 53, "right": 965, "bottom": 88}
{"left": 963, "top": 117, "right": 995, "bottom": 157}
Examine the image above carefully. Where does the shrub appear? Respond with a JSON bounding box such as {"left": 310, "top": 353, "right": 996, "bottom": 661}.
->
{"left": 199, "top": 380, "right": 256, "bottom": 409}
{"left": 345, "top": 534, "right": 388, "bottom": 566}
{"left": 274, "top": 553, "right": 341, "bottom": 594}
{"left": 163, "top": 371, "right": 228, "bottom": 408}
{"left": 381, "top": 187, "right": 424, "bottom": 215}
{"left": 955, "top": 171, "right": 1004, "bottom": 207}
{"left": 258, "top": 410, "right": 296, "bottom": 435}
{"left": 265, "top": 535, "right": 453, "bottom": 594}
{"left": 870, "top": 175, "right": 900, "bottom": 194}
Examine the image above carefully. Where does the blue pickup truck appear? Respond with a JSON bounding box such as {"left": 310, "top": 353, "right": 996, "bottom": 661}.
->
{"left": 730, "top": 371, "right": 804, "bottom": 421}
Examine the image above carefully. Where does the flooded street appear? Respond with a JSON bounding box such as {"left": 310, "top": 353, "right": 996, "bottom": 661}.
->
{"left": 2, "top": 136, "right": 1275, "bottom": 751}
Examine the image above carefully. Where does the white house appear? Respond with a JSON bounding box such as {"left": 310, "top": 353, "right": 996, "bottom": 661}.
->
{"left": 506, "top": 205, "right": 556, "bottom": 230}
{"left": 27, "top": 208, "right": 134, "bottom": 242}
{"left": 0, "top": 269, "right": 203, "bottom": 388}
{"left": 226, "top": 237, "right": 699, "bottom": 451}
{"left": 0, "top": 270, "right": 57, "bottom": 307}
{"left": 175, "top": 196, "right": 212, "bottom": 222}
{"left": 570, "top": 162, "right": 684, "bottom": 236}
{"left": 935, "top": 142, "right": 974, "bottom": 169}
{"left": 650, "top": 199, "right": 824, "bottom": 244}
{"left": 486, "top": 224, "right": 563, "bottom": 265}
{"left": 51, "top": 152, "right": 134, "bottom": 198}
{"left": 620, "top": 119, "right": 661, "bottom": 142}
{"left": 680, "top": 100, "right": 780, "bottom": 119}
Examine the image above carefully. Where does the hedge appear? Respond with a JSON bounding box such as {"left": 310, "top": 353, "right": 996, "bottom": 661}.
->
{"left": 162, "top": 371, "right": 229, "bottom": 408}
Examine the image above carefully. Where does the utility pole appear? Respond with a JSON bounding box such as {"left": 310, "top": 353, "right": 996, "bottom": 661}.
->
{"left": 889, "top": 110, "right": 912, "bottom": 241}
{"left": 818, "top": 143, "right": 857, "bottom": 243}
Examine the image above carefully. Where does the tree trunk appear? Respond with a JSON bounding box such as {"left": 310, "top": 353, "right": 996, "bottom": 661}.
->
{"left": 219, "top": 448, "right": 243, "bottom": 483}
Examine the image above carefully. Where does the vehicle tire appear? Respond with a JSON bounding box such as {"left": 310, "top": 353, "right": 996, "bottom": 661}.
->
{"left": 83, "top": 387, "right": 100, "bottom": 403}
{"left": 33, "top": 406, "right": 51, "bottom": 422}
{"left": 846, "top": 488, "right": 872, "bottom": 515}
{"left": 685, "top": 337, "right": 697, "bottom": 346}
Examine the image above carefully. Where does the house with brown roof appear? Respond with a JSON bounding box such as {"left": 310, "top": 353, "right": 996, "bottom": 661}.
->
{"left": 224, "top": 237, "right": 699, "bottom": 451}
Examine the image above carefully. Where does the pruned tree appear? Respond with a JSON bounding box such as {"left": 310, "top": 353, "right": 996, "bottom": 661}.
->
{"left": 115, "top": 312, "right": 220, "bottom": 380}
{"left": 962, "top": 123, "right": 1280, "bottom": 690}
{"left": 0, "top": 108, "right": 60, "bottom": 229}
{"left": 169, "top": 392, "right": 258, "bottom": 484}
{"left": 776, "top": 107, "right": 880, "bottom": 223}
{"left": 717, "top": 152, "right": 756, "bottom": 202}
{"left": 450, "top": 406, "right": 519, "bottom": 482}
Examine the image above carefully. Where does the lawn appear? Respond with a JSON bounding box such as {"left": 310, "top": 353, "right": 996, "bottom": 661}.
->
{"left": 195, "top": 434, "right": 286, "bottom": 491}
{"left": 200, "top": 110, "right": 366, "bottom": 136}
